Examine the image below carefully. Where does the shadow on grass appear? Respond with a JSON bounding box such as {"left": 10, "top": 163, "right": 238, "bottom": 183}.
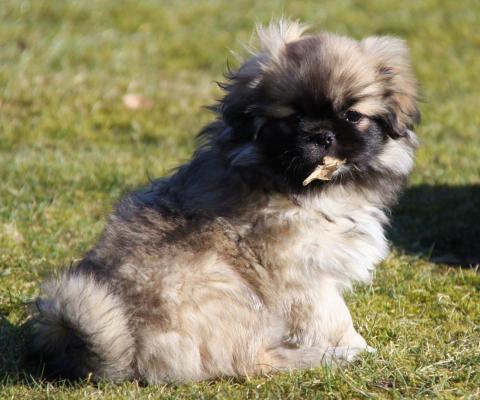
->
{"left": 0, "top": 313, "right": 94, "bottom": 387}
{"left": 0, "top": 313, "right": 30, "bottom": 384}
{"left": 1, "top": 313, "right": 92, "bottom": 387}
{"left": 390, "top": 183, "right": 480, "bottom": 267}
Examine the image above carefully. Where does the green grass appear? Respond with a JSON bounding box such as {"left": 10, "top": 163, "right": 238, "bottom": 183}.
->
{"left": 1, "top": 0, "right": 479, "bottom": 398}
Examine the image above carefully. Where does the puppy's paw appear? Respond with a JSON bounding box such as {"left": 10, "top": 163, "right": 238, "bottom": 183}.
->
{"left": 329, "top": 345, "right": 376, "bottom": 363}
{"left": 331, "top": 346, "right": 363, "bottom": 362}
{"left": 365, "top": 345, "right": 377, "bottom": 354}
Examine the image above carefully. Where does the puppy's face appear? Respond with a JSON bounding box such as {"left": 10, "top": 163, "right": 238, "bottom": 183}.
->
{"left": 221, "top": 22, "right": 419, "bottom": 190}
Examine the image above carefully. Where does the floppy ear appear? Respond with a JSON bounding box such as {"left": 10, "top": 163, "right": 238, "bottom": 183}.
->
{"left": 361, "top": 37, "right": 420, "bottom": 138}
{"left": 220, "top": 20, "right": 308, "bottom": 139}
{"left": 219, "top": 57, "right": 264, "bottom": 139}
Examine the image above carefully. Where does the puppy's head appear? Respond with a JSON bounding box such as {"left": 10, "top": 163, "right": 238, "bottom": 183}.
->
{"left": 220, "top": 20, "right": 420, "bottom": 190}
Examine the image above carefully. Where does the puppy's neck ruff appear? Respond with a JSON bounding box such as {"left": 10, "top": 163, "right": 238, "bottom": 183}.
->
{"left": 252, "top": 184, "right": 390, "bottom": 287}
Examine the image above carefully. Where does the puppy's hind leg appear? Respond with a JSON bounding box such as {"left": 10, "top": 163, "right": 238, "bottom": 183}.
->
{"left": 257, "top": 343, "right": 370, "bottom": 373}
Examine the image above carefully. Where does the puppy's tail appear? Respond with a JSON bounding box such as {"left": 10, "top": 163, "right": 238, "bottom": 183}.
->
{"left": 26, "top": 272, "right": 135, "bottom": 381}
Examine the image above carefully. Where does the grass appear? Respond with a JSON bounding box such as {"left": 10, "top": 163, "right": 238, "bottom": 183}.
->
{"left": 1, "top": 0, "right": 479, "bottom": 398}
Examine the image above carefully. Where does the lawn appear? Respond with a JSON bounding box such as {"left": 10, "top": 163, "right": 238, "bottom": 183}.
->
{"left": 1, "top": 0, "right": 479, "bottom": 398}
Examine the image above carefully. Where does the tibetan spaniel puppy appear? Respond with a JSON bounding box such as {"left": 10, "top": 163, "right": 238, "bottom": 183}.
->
{"left": 28, "top": 20, "right": 419, "bottom": 383}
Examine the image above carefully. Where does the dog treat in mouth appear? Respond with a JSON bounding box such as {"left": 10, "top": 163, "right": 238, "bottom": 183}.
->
{"left": 302, "top": 156, "right": 346, "bottom": 186}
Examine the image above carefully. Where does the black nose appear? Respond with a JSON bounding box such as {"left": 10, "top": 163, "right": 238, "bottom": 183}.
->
{"left": 323, "top": 131, "right": 335, "bottom": 148}
{"left": 310, "top": 131, "right": 335, "bottom": 149}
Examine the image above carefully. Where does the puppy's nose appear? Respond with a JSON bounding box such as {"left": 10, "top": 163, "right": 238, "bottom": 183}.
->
{"left": 323, "top": 131, "right": 335, "bottom": 149}
{"left": 310, "top": 131, "right": 335, "bottom": 149}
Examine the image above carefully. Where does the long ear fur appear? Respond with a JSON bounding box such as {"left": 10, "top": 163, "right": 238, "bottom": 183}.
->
{"left": 220, "top": 20, "right": 308, "bottom": 138}
{"left": 361, "top": 37, "right": 420, "bottom": 137}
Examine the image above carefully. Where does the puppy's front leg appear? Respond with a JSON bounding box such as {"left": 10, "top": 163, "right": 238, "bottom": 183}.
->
{"left": 285, "top": 279, "right": 370, "bottom": 356}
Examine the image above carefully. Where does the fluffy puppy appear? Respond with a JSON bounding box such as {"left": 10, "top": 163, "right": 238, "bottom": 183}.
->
{"left": 27, "top": 20, "right": 419, "bottom": 383}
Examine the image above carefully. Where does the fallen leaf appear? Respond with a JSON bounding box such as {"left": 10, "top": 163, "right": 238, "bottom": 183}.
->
{"left": 122, "top": 93, "right": 153, "bottom": 110}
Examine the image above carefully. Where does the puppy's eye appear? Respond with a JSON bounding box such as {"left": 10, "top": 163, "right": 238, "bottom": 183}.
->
{"left": 344, "top": 110, "right": 363, "bottom": 124}
{"left": 286, "top": 112, "right": 301, "bottom": 124}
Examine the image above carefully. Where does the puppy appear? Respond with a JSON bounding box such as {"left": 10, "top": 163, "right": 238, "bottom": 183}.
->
{"left": 28, "top": 20, "right": 419, "bottom": 383}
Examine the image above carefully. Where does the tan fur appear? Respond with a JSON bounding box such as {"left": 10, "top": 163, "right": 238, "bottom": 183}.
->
{"left": 361, "top": 37, "right": 419, "bottom": 131}
{"left": 256, "top": 19, "right": 309, "bottom": 62}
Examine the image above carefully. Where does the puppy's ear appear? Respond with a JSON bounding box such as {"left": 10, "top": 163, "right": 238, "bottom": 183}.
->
{"left": 220, "top": 57, "right": 264, "bottom": 139}
{"left": 361, "top": 37, "right": 420, "bottom": 138}
{"left": 220, "top": 20, "right": 308, "bottom": 139}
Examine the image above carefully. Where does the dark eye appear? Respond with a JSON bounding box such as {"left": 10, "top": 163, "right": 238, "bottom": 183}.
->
{"left": 344, "top": 110, "right": 363, "bottom": 123}
{"left": 286, "top": 112, "right": 301, "bottom": 124}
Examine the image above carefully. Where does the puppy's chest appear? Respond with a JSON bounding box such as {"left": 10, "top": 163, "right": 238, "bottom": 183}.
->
{"left": 248, "top": 195, "right": 388, "bottom": 283}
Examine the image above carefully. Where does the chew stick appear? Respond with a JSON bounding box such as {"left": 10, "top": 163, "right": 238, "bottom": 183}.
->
{"left": 302, "top": 156, "right": 346, "bottom": 186}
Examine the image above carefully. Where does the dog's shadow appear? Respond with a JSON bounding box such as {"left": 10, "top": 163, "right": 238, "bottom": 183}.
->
{"left": 0, "top": 313, "right": 30, "bottom": 384}
{"left": 390, "top": 183, "right": 480, "bottom": 267}
{"left": 1, "top": 313, "right": 100, "bottom": 386}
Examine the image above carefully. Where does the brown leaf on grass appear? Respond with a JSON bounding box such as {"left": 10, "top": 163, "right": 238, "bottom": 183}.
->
{"left": 122, "top": 93, "right": 153, "bottom": 110}
{"left": 17, "top": 39, "right": 27, "bottom": 52}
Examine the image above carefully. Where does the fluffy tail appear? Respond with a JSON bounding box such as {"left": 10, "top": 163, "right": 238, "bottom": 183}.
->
{"left": 27, "top": 272, "right": 135, "bottom": 381}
